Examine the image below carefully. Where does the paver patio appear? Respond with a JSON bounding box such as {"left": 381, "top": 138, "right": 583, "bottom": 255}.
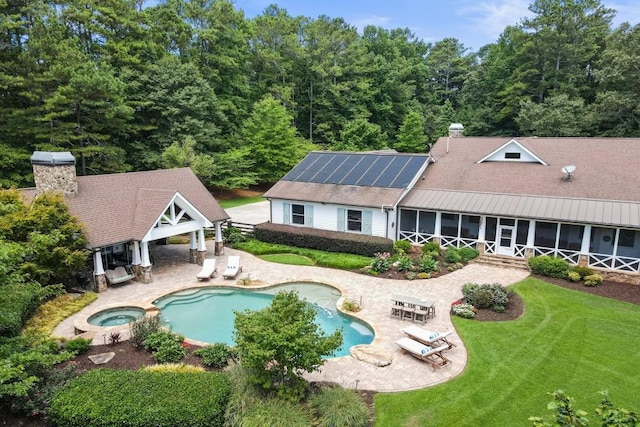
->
{"left": 54, "top": 243, "right": 529, "bottom": 392}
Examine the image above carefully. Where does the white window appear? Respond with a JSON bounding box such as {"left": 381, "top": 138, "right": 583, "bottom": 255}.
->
{"left": 291, "top": 204, "right": 305, "bottom": 225}
{"left": 347, "top": 209, "right": 362, "bottom": 232}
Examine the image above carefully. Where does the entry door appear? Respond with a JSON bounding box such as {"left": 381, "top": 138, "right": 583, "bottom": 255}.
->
{"left": 497, "top": 226, "right": 515, "bottom": 256}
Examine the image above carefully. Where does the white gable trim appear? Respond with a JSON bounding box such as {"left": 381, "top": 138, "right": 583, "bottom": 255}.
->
{"left": 476, "top": 139, "right": 548, "bottom": 165}
{"left": 141, "top": 192, "right": 213, "bottom": 242}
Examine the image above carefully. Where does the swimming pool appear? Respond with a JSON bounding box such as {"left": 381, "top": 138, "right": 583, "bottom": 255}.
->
{"left": 153, "top": 283, "right": 374, "bottom": 357}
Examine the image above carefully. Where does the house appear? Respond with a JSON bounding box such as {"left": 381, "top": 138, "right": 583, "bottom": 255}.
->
{"left": 265, "top": 129, "right": 640, "bottom": 283}
{"left": 263, "top": 151, "right": 431, "bottom": 240}
{"left": 22, "top": 151, "right": 229, "bottom": 291}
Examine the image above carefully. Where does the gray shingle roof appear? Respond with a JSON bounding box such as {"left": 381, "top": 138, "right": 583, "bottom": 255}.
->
{"left": 62, "top": 168, "right": 229, "bottom": 248}
{"left": 403, "top": 137, "right": 640, "bottom": 226}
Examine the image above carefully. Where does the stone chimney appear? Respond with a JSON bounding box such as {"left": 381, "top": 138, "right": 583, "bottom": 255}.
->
{"left": 448, "top": 123, "right": 464, "bottom": 137}
{"left": 30, "top": 151, "right": 78, "bottom": 196}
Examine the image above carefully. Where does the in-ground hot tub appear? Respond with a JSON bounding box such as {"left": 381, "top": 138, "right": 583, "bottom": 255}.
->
{"left": 87, "top": 306, "right": 146, "bottom": 327}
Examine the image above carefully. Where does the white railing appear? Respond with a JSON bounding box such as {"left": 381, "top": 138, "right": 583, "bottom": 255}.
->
{"left": 484, "top": 241, "right": 496, "bottom": 255}
{"left": 514, "top": 244, "right": 527, "bottom": 258}
{"left": 440, "top": 236, "right": 477, "bottom": 249}
{"left": 533, "top": 247, "right": 580, "bottom": 265}
{"left": 398, "top": 231, "right": 433, "bottom": 245}
{"left": 589, "top": 253, "right": 640, "bottom": 273}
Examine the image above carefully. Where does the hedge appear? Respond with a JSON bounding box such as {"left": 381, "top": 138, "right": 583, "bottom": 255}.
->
{"left": 49, "top": 369, "right": 230, "bottom": 427}
{"left": 0, "top": 282, "right": 43, "bottom": 338}
{"left": 254, "top": 222, "right": 393, "bottom": 257}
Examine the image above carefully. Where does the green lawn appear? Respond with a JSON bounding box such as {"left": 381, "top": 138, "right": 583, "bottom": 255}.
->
{"left": 218, "top": 196, "right": 266, "bottom": 209}
{"left": 375, "top": 277, "right": 640, "bottom": 426}
{"left": 259, "top": 253, "right": 315, "bottom": 266}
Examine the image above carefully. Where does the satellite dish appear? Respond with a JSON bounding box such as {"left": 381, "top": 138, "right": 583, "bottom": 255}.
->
{"left": 561, "top": 165, "right": 576, "bottom": 179}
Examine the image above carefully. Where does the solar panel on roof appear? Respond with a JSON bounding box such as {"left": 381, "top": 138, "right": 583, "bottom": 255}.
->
{"left": 389, "top": 157, "right": 426, "bottom": 188}
{"left": 294, "top": 153, "right": 326, "bottom": 182}
{"left": 282, "top": 152, "right": 428, "bottom": 189}
{"left": 282, "top": 152, "right": 319, "bottom": 181}
{"left": 313, "top": 154, "right": 348, "bottom": 183}
{"left": 357, "top": 156, "right": 394, "bottom": 186}
{"left": 373, "top": 156, "right": 409, "bottom": 187}
{"left": 325, "top": 155, "right": 360, "bottom": 184}
{"left": 342, "top": 155, "right": 376, "bottom": 185}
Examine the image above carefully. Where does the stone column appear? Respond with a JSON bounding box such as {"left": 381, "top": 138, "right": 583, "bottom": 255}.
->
{"left": 189, "top": 231, "right": 198, "bottom": 263}
{"left": 197, "top": 228, "right": 207, "bottom": 264}
{"left": 93, "top": 250, "right": 108, "bottom": 292}
{"left": 134, "top": 241, "right": 153, "bottom": 284}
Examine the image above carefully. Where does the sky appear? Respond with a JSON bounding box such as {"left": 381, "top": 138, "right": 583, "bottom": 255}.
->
{"left": 231, "top": 0, "right": 640, "bottom": 51}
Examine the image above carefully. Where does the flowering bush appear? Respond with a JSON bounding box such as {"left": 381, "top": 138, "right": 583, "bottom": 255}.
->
{"left": 583, "top": 274, "right": 603, "bottom": 287}
{"left": 369, "top": 252, "right": 392, "bottom": 273}
{"left": 451, "top": 303, "right": 476, "bottom": 319}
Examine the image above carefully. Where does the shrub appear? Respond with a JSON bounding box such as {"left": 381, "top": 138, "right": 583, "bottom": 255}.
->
{"left": 143, "top": 330, "right": 187, "bottom": 363}
{"left": 462, "top": 283, "right": 509, "bottom": 311}
{"left": 571, "top": 266, "right": 595, "bottom": 279}
{"left": 444, "top": 247, "right": 462, "bottom": 264}
{"left": 194, "top": 343, "right": 237, "bottom": 368}
{"left": 369, "top": 252, "right": 392, "bottom": 273}
{"left": 64, "top": 337, "right": 92, "bottom": 355}
{"left": 422, "top": 241, "right": 441, "bottom": 254}
{"left": 241, "top": 398, "right": 314, "bottom": 427}
{"left": 393, "top": 240, "right": 412, "bottom": 254}
{"left": 416, "top": 272, "right": 430, "bottom": 279}
{"left": 527, "top": 256, "right": 569, "bottom": 279}
{"left": 129, "top": 314, "right": 161, "bottom": 349}
{"left": 309, "top": 386, "right": 370, "bottom": 427}
{"left": 22, "top": 292, "right": 98, "bottom": 338}
{"left": 567, "top": 271, "right": 581, "bottom": 282}
{"left": 583, "top": 274, "right": 603, "bottom": 287}
{"left": 396, "top": 254, "right": 414, "bottom": 272}
{"left": 108, "top": 331, "right": 122, "bottom": 345}
{"left": 458, "top": 247, "right": 479, "bottom": 263}
{"left": 404, "top": 272, "right": 417, "bottom": 280}
{"left": 0, "top": 282, "right": 44, "bottom": 338}
{"left": 49, "top": 369, "right": 230, "bottom": 427}
{"left": 451, "top": 303, "right": 476, "bottom": 319}
{"left": 254, "top": 222, "right": 393, "bottom": 257}
{"left": 342, "top": 300, "right": 362, "bottom": 312}
{"left": 141, "top": 363, "right": 205, "bottom": 373}
{"left": 223, "top": 226, "right": 247, "bottom": 245}
{"left": 420, "top": 255, "right": 439, "bottom": 273}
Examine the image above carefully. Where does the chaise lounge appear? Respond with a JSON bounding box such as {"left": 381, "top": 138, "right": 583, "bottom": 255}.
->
{"left": 104, "top": 266, "right": 135, "bottom": 285}
{"left": 196, "top": 258, "right": 217, "bottom": 281}
{"left": 402, "top": 325, "right": 457, "bottom": 350}
{"left": 395, "top": 337, "right": 452, "bottom": 371}
{"left": 222, "top": 256, "right": 242, "bottom": 279}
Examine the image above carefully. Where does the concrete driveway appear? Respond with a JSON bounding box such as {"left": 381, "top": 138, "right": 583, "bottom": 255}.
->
{"left": 224, "top": 201, "right": 270, "bottom": 225}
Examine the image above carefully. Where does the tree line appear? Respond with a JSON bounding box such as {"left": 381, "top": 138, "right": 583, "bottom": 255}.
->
{"left": 1, "top": 0, "right": 638, "bottom": 189}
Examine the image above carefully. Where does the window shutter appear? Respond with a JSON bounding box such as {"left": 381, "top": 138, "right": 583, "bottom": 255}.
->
{"left": 363, "top": 210, "right": 373, "bottom": 235}
{"left": 337, "top": 208, "right": 345, "bottom": 231}
{"left": 305, "top": 204, "right": 314, "bottom": 227}
{"left": 283, "top": 202, "right": 290, "bottom": 224}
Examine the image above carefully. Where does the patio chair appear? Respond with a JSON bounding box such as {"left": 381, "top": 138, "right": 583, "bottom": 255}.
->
{"left": 395, "top": 337, "right": 452, "bottom": 371}
{"left": 222, "top": 256, "right": 242, "bottom": 279}
{"left": 104, "top": 266, "right": 135, "bottom": 285}
{"left": 402, "top": 325, "right": 457, "bottom": 350}
{"left": 196, "top": 258, "right": 217, "bottom": 281}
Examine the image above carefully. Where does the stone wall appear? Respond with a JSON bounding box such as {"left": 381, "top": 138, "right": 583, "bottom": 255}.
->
{"left": 32, "top": 164, "right": 78, "bottom": 196}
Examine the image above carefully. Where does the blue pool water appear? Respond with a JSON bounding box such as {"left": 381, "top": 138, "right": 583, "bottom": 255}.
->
{"left": 153, "top": 283, "right": 374, "bottom": 357}
{"left": 87, "top": 306, "right": 146, "bottom": 327}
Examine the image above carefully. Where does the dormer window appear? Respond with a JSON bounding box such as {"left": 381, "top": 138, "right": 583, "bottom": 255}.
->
{"left": 476, "top": 139, "right": 548, "bottom": 165}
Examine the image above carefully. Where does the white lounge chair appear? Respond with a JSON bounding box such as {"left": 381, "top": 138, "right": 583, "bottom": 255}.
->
{"left": 396, "top": 337, "right": 452, "bottom": 371}
{"left": 196, "top": 258, "right": 217, "bottom": 281}
{"left": 222, "top": 256, "right": 242, "bottom": 279}
{"left": 402, "top": 325, "right": 456, "bottom": 350}
{"left": 104, "top": 266, "right": 135, "bottom": 285}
